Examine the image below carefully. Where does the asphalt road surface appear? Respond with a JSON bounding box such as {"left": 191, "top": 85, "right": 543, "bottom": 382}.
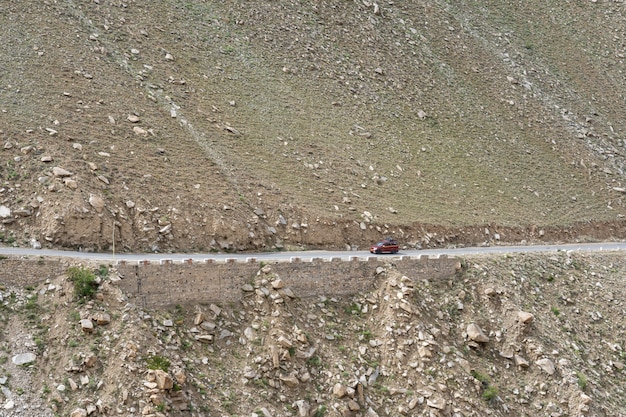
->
{"left": 1, "top": 241, "right": 625, "bottom": 263}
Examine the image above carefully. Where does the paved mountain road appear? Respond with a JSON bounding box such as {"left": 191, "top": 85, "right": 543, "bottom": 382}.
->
{"left": 1, "top": 241, "right": 625, "bottom": 263}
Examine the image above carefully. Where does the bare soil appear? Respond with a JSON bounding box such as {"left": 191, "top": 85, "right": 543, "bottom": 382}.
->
{"left": 1, "top": 0, "right": 626, "bottom": 254}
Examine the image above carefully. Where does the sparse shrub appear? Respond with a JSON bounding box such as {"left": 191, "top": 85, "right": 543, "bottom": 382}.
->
{"left": 313, "top": 404, "right": 327, "bottom": 417}
{"left": 306, "top": 355, "right": 322, "bottom": 367}
{"left": 146, "top": 355, "right": 171, "bottom": 372}
{"left": 482, "top": 386, "right": 498, "bottom": 401}
{"left": 551, "top": 306, "right": 560, "bottom": 316}
{"left": 577, "top": 372, "right": 588, "bottom": 390}
{"left": 67, "top": 266, "right": 98, "bottom": 301}
{"left": 34, "top": 338, "right": 45, "bottom": 352}
{"left": 344, "top": 302, "right": 361, "bottom": 315}
{"left": 96, "top": 264, "right": 109, "bottom": 277}
{"left": 471, "top": 370, "right": 490, "bottom": 385}
{"left": 360, "top": 330, "right": 373, "bottom": 342}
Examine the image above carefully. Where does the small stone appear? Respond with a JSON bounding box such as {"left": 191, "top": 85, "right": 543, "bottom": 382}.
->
{"left": 536, "top": 358, "right": 556, "bottom": 375}
{"left": 154, "top": 369, "right": 173, "bottom": 390}
{"left": 514, "top": 355, "right": 530, "bottom": 368}
{"left": 69, "top": 408, "right": 87, "bottom": 417}
{"left": 93, "top": 312, "right": 111, "bottom": 325}
{"left": 88, "top": 194, "right": 105, "bottom": 212}
{"left": 0, "top": 206, "right": 11, "bottom": 218}
{"left": 80, "top": 319, "right": 94, "bottom": 333}
{"left": 332, "top": 383, "right": 347, "bottom": 398}
{"left": 52, "top": 167, "right": 72, "bottom": 177}
{"left": 518, "top": 311, "right": 534, "bottom": 324}
{"left": 133, "top": 126, "right": 147, "bottom": 136}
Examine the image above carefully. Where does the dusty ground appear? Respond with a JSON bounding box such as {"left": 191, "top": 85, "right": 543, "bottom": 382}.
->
{"left": 0, "top": 250, "right": 625, "bottom": 417}
{"left": 1, "top": 0, "right": 626, "bottom": 254}
{"left": 0, "top": 1, "right": 626, "bottom": 416}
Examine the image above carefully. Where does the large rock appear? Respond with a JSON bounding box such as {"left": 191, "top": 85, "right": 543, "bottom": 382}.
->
{"left": 12, "top": 352, "right": 36, "bottom": 366}
{"left": 466, "top": 323, "right": 489, "bottom": 343}
{"left": 518, "top": 311, "right": 534, "bottom": 324}
{"left": 536, "top": 358, "right": 556, "bottom": 375}
{"left": 88, "top": 194, "right": 105, "bottom": 212}
{"left": 155, "top": 369, "right": 173, "bottom": 390}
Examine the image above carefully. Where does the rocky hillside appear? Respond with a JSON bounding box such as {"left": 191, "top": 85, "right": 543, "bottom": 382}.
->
{"left": 1, "top": 250, "right": 625, "bottom": 417}
{"left": 1, "top": 0, "right": 626, "bottom": 253}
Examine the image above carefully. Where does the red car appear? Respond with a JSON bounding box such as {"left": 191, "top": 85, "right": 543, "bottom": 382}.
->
{"left": 369, "top": 238, "right": 399, "bottom": 254}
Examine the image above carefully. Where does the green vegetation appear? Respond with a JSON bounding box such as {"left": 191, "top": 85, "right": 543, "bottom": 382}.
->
{"left": 344, "top": 302, "right": 362, "bottom": 315}
{"left": 96, "top": 264, "right": 109, "bottom": 277}
{"left": 471, "top": 370, "right": 499, "bottom": 402}
{"left": 482, "top": 386, "right": 499, "bottom": 401}
{"left": 360, "top": 330, "right": 373, "bottom": 342}
{"left": 67, "top": 266, "right": 98, "bottom": 301}
{"left": 306, "top": 355, "right": 322, "bottom": 367}
{"left": 313, "top": 404, "right": 327, "bottom": 417}
{"left": 577, "top": 372, "right": 588, "bottom": 390}
{"left": 146, "top": 355, "right": 171, "bottom": 372}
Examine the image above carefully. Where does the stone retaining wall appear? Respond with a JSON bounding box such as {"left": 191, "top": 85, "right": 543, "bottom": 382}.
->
{"left": 0, "top": 258, "right": 71, "bottom": 286}
{"left": 115, "top": 255, "right": 461, "bottom": 308}
{"left": 0, "top": 255, "right": 461, "bottom": 308}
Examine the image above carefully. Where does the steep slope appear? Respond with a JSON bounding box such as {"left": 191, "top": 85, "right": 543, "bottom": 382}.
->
{"left": 1, "top": 251, "right": 625, "bottom": 416}
{"left": 1, "top": 0, "right": 625, "bottom": 253}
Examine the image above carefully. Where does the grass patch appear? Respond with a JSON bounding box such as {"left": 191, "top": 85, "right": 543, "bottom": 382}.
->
{"left": 471, "top": 370, "right": 499, "bottom": 402}
{"left": 67, "top": 266, "right": 98, "bottom": 301}
{"left": 146, "top": 355, "right": 171, "bottom": 372}
{"left": 576, "top": 372, "right": 588, "bottom": 390}
{"left": 313, "top": 404, "right": 327, "bottom": 417}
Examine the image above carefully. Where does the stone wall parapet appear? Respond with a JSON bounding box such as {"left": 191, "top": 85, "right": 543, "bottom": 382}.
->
{"left": 0, "top": 254, "right": 461, "bottom": 308}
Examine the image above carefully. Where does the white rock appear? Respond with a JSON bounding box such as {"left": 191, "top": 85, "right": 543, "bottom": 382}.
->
{"left": 88, "top": 194, "right": 105, "bottom": 212}
{"left": 133, "top": 126, "right": 148, "bottom": 136}
{"left": 69, "top": 408, "right": 87, "bottom": 417}
{"left": 52, "top": 167, "right": 72, "bottom": 177}
{"left": 466, "top": 323, "right": 489, "bottom": 343}
{"left": 536, "top": 358, "right": 556, "bottom": 375}
{"left": 80, "top": 319, "right": 94, "bottom": 333}
{"left": 0, "top": 206, "right": 11, "bottom": 218}
{"left": 518, "top": 311, "right": 534, "bottom": 324}
{"left": 12, "top": 352, "right": 36, "bottom": 365}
